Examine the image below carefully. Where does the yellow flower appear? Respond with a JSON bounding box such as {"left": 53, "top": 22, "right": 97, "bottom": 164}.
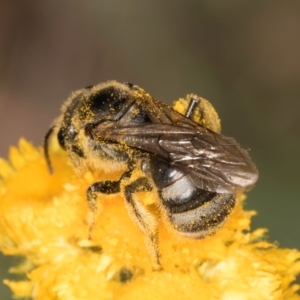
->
{"left": 0, "top": 139, "right": 300, "bottom": 300}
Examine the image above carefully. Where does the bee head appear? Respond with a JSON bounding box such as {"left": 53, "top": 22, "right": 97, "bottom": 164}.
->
{"left": 44, "top": 81, "right": 139, "bottom": 173}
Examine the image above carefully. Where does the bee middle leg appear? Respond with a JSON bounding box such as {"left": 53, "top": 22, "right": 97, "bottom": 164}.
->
{"left": 123, "top": 177, "right": 161, "bottom": 270}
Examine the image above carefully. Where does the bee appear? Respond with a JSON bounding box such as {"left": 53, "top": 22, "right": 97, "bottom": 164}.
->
{"left": 44, "top": 81, "right": 258, "bottom": 270}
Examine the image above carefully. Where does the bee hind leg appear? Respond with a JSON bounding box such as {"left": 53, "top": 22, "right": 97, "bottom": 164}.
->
{"left": 123, "top": 177, "right": 161, "bottom": 270}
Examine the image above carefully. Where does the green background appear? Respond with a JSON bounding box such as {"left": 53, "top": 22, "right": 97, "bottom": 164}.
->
{"left": 1, "top": 1, "right": 300, "bottom": 298}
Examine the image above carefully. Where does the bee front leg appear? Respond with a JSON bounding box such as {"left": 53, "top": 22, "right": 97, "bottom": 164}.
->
{"left": 86, "top": 162, "right": 134, "bottom": 237}
{"left": 86, "top": 180, "right": 121, "bottom": 238}
{"left": 123, "top": 177, "right": 161, "bottom": 270}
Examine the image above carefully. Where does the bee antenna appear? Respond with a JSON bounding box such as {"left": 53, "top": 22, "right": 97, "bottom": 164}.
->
{"left": 44, "top": 126, "right": 55, "bottom": 174}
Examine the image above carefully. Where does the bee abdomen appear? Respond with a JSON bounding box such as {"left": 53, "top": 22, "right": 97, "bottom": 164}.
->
{"left": 159, "top": 176, "right": 235, "bottom": 238}
{"left": 168, "top": 193, "right": 235, "bottom": 237}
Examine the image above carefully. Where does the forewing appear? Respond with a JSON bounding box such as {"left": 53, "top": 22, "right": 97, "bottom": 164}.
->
{"left": 98, "top": 122, "right": 258, "bottom": 194}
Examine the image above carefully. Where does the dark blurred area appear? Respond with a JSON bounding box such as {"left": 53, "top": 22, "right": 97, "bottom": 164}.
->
{"left": 1, "top": 0, "right": 300, "bottom": 298}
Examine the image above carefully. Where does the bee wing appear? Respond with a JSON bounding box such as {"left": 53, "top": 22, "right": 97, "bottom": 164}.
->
{"left": 99, "top": 123, "right": 258, "bottom": 194}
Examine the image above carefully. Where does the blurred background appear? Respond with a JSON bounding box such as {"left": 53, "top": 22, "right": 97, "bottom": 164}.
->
{"left": 1, "top": 0, "right": 300, "bottom": 298}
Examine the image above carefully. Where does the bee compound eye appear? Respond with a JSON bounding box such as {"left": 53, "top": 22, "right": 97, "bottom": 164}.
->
{"left": 57, "top": 128, "right": 66, "bottom": 149}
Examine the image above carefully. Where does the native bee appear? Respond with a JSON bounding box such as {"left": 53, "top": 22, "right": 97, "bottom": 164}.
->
{"left": 44, "top": 81, "right": 258, "bottom": 270}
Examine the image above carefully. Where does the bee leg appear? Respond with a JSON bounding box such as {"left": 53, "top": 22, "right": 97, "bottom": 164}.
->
{"left": 185, "top": 96, "right": 199, "bottom": 118}
{"left": 174, "top": 94, "right": 221, "bottom": 133}
{"left": 86, "top": 162, "right": 134, "bottom": 238}
{"left": 124, "top": 177, "right": 161, "bottom": 271}
{"left": 86, "top": 180, "right": 120, "bottom": 238}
